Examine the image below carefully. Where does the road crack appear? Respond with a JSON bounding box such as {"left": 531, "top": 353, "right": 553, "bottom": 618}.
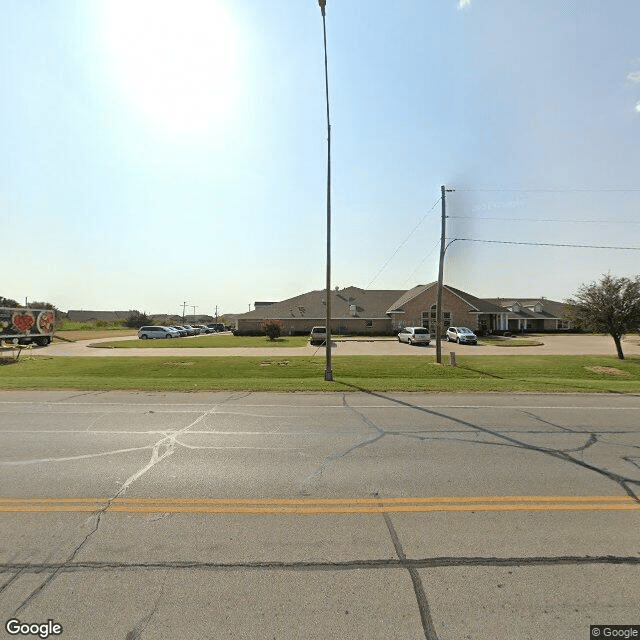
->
{"left": 383, "top": 513, "right": 440, "bottom": 640}
{"left": 1, "top": 555, "right": 639, "bottom": 574}
{"left": 125, "top": 570, "right": 169, "bottom": 640}
{"left": 11, "top": 402, "right": 226, "bottom": 614}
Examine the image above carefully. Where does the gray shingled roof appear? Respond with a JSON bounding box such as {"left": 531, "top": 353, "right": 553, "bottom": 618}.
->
{"left": 386, "top": 284, "right": 434, "bottom": 313}
{"left": 237, "top": 287, "right": 405, "bottom": 320}
{"left": 485, "top": 298, "right": 569, "bottom": 320}
{"left": 386, "top": 283, "right": 505, "bottom": 314}
{"left": 238, "top": 286, "right": 569, "bottom": 322}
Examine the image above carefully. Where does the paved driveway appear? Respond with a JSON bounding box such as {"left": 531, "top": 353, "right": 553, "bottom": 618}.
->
{"left": 28, "top": 334, "right": 640, "bottom": 357}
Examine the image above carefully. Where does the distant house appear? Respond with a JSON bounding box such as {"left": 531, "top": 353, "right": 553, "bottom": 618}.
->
{"left": 235, "top": 284, "right": 571, "bottom": 336}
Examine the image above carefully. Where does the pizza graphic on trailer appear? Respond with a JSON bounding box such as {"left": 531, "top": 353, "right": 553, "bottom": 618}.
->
{"left": 37, "top": 311, "right": 55, "bottom": 334}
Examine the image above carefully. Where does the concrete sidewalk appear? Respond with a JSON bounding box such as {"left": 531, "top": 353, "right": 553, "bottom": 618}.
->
{"left": 26, "top": 334, "right": 640, "bottom": 357}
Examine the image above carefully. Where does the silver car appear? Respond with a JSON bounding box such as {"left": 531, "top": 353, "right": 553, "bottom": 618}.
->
{"left": 138, "top": 326, "right": 175, "bottom": 339}
{"left": 446, "top": 326, "right": 478, "bottom": 345}
{"left": 397, "top": 327, "right": 431, "bottom": 345}
{"left": 309, "top": 326, "right": 327, "bottom": 345}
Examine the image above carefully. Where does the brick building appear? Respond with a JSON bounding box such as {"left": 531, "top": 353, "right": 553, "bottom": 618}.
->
{"left": 235, "top": 283, "right": 571, "bottom": 336}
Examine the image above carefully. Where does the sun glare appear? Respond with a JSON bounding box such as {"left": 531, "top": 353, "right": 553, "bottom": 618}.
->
{"left": 102, "top": 0, "right": 238, "bottom": 135}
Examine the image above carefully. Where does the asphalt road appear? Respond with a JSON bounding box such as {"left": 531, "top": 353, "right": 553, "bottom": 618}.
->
{"left": 0, "top": 390, "right": 639, "bottom": 639}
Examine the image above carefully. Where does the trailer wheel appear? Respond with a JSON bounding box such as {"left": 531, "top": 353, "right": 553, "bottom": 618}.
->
{"left": 35, "top": 337, "right": 51, "bottom": 347}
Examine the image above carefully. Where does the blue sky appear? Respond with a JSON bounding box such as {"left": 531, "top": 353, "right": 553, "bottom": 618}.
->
{"left": 2, "top": 0, "right": 639, "bottom": 316}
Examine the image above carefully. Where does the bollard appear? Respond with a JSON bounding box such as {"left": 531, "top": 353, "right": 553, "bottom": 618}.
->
{"left": 449, "top": 352, "right": 456, "bottom": 367}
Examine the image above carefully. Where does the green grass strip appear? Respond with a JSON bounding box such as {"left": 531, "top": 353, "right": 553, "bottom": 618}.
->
{"left": 92, "top": 335, "right": 310, "bottom": 348}
{"left": 1, "top": 355, "right": 639, "bottom": 393}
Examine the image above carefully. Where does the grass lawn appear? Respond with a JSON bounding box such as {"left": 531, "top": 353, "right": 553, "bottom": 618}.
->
{"left": 91, "top": 335, "right": 309, "bottom": 348}
{"left": 479, "top": 338, "right": 544, "bottom": 347}
{"left": 1, "top": 354, "right": 639, "bottom": 393}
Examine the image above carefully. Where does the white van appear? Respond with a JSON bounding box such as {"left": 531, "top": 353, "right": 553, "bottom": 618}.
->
{"left": 138, "top": 326, "right": 175, "bottom": 339}
{"left": 309, "top": 326, "right": 327, "bottom": 345}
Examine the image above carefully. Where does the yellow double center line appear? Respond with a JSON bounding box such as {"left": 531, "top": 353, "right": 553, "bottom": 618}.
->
{"left": 0, "top": 495, "right": 638, "bottom": 515}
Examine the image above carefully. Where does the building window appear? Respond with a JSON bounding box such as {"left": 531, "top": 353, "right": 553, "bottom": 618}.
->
{"left": 427, "top": 306, "right": 451, "bottom": 335}
{"left": 365, "top": 320, "right": 373, "bottom": 328}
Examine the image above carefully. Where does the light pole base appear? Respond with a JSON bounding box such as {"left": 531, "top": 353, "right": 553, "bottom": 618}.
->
{"left": 324, "top": 370, "right": 333, "bottom": 382}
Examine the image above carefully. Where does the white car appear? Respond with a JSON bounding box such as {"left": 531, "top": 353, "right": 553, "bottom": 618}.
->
{"left": 309, "top": 326, "right": 327, "bottom": 345}
{"left": 446, "top": 326, "right": 478, "bottom": 345}
{"left": 397, "top": 327, "right": 431, "bottom": 345}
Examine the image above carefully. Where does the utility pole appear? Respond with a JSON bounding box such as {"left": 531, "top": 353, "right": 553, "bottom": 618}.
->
{"left": 215, "top": 305, "right": 219, "bottom": 322}
{"left": 436, "top": 186, "right": 454, "bottom": 364}
{"left": 182, "top": 301, "right": 188, "bottom": 320}
{"left": 191, "top": 305, "right": 198, "bottom": 320}
{"left": 319, "top": 0, "right": 333, "bottom": 381}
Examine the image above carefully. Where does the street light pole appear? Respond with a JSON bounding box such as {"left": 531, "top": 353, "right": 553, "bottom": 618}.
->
{"left": 319, "top": 0, "right": 333, "bottom": 381}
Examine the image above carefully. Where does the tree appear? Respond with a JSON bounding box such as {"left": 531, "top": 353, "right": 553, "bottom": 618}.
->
{"left": 0, "top": 296, "right": 19, "bottom": 307}
{"left": 28, "top": 301, "right": 62, "bottom": 319}
{"left": 263, "top": 320, "right": 283, "bottom": 341}
{"left": 565, "top": 274, "right": 640, "bottom": 359}
{"left": 124, "top": 311, "right": 153, "bottom": 328}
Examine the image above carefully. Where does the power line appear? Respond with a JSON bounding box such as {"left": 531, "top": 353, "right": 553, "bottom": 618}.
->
{"left": 447, "top": 216, "right": 640, "bottom": 224}
{"left": 450, "top": 238, "right": 640, "bottom": 250}
{"left": 455, "top": 187, "right": 640, "bottom": 192}
{"left": 365, "top": 197, "right": 441, "bottom": 290}
{"left": 402, "top": 239, "right": 441, "bottom": 288}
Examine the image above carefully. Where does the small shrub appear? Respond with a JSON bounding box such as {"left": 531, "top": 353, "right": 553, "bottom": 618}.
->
{"left": 263, "top": 321, "right": 283, "bottom": 341}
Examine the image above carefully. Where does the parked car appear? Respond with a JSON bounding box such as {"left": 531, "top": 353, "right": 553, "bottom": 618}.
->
{"left": 138, "top": 326, "right": 175, "bottom": 339}
{"left": 309, "top": 326, "right": 327, "bottom": 345}
{"left": 197, "top": 325, "right": 214, "bottom": 334}
{"left": 446, "top": 326, "right": 478, "bottom": 345}
{"left": 397, "top": 326, "right": 431, "bottom": 345}
{"left": 181, "top": 325, "right": 198, "bottom": 336}
{"left": 170, "top": 326, "right": 188, "bottom": 337}
{"left": 207, "top": 323, "right": 225, "bottom": 332}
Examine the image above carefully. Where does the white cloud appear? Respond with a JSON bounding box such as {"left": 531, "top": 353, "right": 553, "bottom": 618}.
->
{"left": 635, "top": 101, "right": 640, "bottom": 114}
{"left": 627, "top": 71, "right": 640, "bottom": 83}
{"left": 457, "top": 0, "right": 472, "bottom": 10}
